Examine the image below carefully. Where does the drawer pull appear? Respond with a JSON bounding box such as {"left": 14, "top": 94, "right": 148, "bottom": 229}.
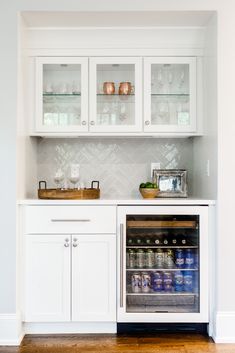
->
{"left": 51, "top": 219, "right": 91, "bottom": 223}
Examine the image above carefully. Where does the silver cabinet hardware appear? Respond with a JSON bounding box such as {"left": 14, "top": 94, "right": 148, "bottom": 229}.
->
{"left": 65, "top": 238, "right": 69, "bottom": 242}
{"left": 51, "top": 219, "right": 91, "bottom": 223}
{"left": 73, "top": 238, "right": 78, "bottom": 242}
{"left": 90, "top": 121, "right": 95, "bottom": 125}
{"left": 64, "top": 243, "right": 70, "bottom": 248}
{"left": 82, "top": 120, "right": 87, "bottom": 125}
{"left": 73, "top": 243, "right": 78, "bottom": 247}
{"left": 120, "top": 223, "right": 124, "bottom": 308}
{"left": 145, "top": 120, "right": 150, "bottom": 125}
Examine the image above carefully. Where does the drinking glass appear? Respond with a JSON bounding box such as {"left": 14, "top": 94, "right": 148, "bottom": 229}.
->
{"left": 68, "top": 165, "right": 80, "bottom": 189}
{"left": 54, "top": 169, "right": 64, "bottom": 189}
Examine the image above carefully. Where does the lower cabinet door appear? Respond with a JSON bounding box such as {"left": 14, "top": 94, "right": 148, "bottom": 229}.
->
{"left": 24, "top": 235, "right": 71, "bottom": 322}
{"left": 72, "top": 234, "right": 116, "bottom": 322}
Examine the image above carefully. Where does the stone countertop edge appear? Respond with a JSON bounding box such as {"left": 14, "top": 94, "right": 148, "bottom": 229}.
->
{"left": 18, "top": 198, "right": 216, "bottom": 206}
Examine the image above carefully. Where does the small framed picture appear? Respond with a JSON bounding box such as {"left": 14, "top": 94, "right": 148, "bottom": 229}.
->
{"left": 152, "top": 169, "right": 188, "bottom": 198}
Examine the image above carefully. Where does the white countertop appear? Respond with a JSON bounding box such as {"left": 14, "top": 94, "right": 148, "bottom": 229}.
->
{"left": 18, "top": 197, "right": 216, "bottom": 206}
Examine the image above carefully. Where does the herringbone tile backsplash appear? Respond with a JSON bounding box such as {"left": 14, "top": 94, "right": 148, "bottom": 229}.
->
{"left": 37, "top": 138, "right": 193, "bottom": 198}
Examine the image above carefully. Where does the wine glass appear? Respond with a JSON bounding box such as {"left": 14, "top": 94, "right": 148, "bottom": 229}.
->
{"left": 68, "top": 165, "right": 80, "bottom": 189}
{"left": 54, "top": 169, "right": 64, "bottom": 189}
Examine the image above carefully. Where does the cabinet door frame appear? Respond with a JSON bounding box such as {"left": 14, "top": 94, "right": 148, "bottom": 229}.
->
{"left": 144, "top": 57, "right": 197, "bottom": 133}
{"left": 117, "top": 205, "right": 209, "bottom": 323}
{"left": 35, "top": 56, "right": 89, "bottom": 133}
{"left": 89, "top": 56, "right": 143, "bottom": 133}
{"left": 24, "top": 234, "right": 71, "bottom": 322}
{"left": 72, "top": 234, "right": 116, "bottom": 322}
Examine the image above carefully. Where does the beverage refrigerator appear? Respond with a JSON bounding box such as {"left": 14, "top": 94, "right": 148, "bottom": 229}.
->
{"left": 117, "top": 206, "right": 209, "bottom": 323}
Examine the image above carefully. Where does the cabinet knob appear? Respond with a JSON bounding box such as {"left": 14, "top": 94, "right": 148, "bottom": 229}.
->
{"left": 64, "top": 243, "right": 70, "bottom": 247}
{"left": 145, "top": 120, "right": 150, "bottom": 126}
{"left": 73, "top": 238, "right": 78, "bottom": 242}
{"left": 65, "top": 238, "right": 69, "bottom": 242}
{"left": 82, "top": 121, "right": 87, "bottom": 126}
{"left": 73, "top": 243, "right": 78, "bottom": 247}
{"left": 90, "top": 121, "right": 95, "bottom": 126}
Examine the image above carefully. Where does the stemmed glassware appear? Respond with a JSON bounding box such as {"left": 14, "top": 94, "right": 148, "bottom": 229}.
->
{"left": 68, "top": 165, "right": 80, "bottom": 189}
{"left": 54, "top": 169, "right": 65, "bottom": 189}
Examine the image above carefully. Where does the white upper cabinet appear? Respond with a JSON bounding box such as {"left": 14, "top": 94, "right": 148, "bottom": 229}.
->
{"left": 35, "top": 57, "right": 88, "bottom": 133}
{"left": 33, "top": 56, "right": 199, "bottom": 136}
{"left": 89, "top": 57, "right": 142, "bottom": 132}
{"left": 143, "top": 57, "right": 197, "bottom": 133}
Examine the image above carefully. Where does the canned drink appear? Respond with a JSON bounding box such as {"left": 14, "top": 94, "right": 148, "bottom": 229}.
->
{"left": 165, "top": 249, "right": 174, "bottom": 267}
{"left": 174, "top": 271, "right": 184, "bottom": 292}
{"left": 136, "top": 249, "right": 145, "bottom": 268}
{"left": 175, "top": 249, "right": 185, "bottom": 268}
{"left": 152, "top": 271, "right": 163, "bottom": 292}
{"left": 185, "top": 249, "right": 195, "bottom": 268}
{"left": 145, "top": 249, "right": 155, "bottom": 268}
{"left": 163, "top": 272, "right": 173, "bottom": 292}
{"left": 155, "top": 249, "right": 164, "bottom": 267}
{"left": 127, "top": 249, "right": 136, "bottom": 268}
{"left": 131, "top": 272, "right": 142, "bottom": 293}
{"left": 184, "top": 271, "right": 193, "bottom": 292}
{"left": 141, "top": 272, "right": 151, "bottom": 293}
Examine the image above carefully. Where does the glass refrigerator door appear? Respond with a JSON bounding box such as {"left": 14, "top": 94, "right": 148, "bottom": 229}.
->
{"left": 125, "top": 214, "right": 199, "bottom": 314}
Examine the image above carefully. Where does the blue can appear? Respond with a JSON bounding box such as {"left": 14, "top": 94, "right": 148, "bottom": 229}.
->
{"left": 175, "top": 249, "right": 185, "bottom": 268}
{"left": 183, "top": 271, "right": 193, "bottom": 292}
{"left": 152, "top": 272, "right": 163, "bottom": 292}
{"left": 163, "top": 272, "right": 173, "bottom": 292}
{"left": 174, "top": 271, "right": 184, "bottom": 292}
{"left": 185, "top": 249, "right": 195, "bottom": 268}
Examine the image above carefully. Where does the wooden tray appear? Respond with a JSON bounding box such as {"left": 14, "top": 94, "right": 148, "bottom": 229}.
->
{"left": 38, "top": 181, "right": 100, "bottom": 200}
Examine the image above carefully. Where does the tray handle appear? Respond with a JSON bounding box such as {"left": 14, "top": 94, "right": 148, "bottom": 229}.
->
{"left": 39, "top": 181, "right": 47, "bottom": 190}
{"left": 91, "top": 180, "right": 99, "bottom": 189}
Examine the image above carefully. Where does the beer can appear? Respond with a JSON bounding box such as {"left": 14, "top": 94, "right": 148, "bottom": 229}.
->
{"left": 163, "top": 271, "right": 173, "bottom": 292}
{"left": 183, "top": 271, "right": 193, "bottom": 292}
{"left": 136, "top": 249, "right": 145, "bottom": 268}
{"left": 141, "top": 272, "right": 151, "bottom": 293}
{"left": 155, "top": 248, "right": 164, "bottom": 267}
{"left": 145, "top": 249, "right": 155, "bottom": 268}
{"left": 131, "top": 272, "right": 142, "bottom": 293}
{"left": 165, "top": 249, "right": 174, "bottom": 267}
{"left": 174, "top": 271, "right": 184, "bottom": 292}
{"left": 127, "top": 249, "right": 136, "bottom": 268}
{"left": 175, "top": 249, "right": 185, "bottom": 268}
{"left": 185, "top": 249, "right": 195, "bottom": 268}
{"left": 152, "top": 271, "right": 163, "bottom": 292}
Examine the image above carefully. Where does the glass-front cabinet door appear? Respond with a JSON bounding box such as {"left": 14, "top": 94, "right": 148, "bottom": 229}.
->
{"left": 35, "top": 57, "right": 88, "bottom": 133}
{"left": 144, "top": 57, "right": 196, "bottom": 133}
{"left": 117, "top": 206, "right": 208, "bottom": 323}
{"left": 89, "top": 57, "right": 142, "bottom": 132}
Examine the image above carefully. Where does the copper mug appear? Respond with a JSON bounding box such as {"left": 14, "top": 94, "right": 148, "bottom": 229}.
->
{"left": 103, "top": 82, "right": 115, "bottom": 95}
{"left": 119, "top": 82, "right": 132, "bottom": 95}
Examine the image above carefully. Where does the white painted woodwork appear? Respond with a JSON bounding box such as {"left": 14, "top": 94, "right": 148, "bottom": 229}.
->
{"left": 144, "top": 57, "right": 197, "bottom": 133}
{"left": 24, "top": 235, "right": 71, "bottom": 322}
{"left": 35, "top": 57, "right": 88, "bottom": 133}
{"left": 89, "top": 56, "right": 142, "bottom": 133}
{"left": 117, "top": 205, "right": 209, "bottom": 323}
{"left": 25, "top": 205, "right": 116, "bottom": 234}
{"left": 72, "top": 234, "right": 116, "bottom": 322}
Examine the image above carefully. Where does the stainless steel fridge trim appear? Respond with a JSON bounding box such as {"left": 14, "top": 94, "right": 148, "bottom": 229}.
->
{"left": 120, "top": 223, "right": 124, "bottom": 308}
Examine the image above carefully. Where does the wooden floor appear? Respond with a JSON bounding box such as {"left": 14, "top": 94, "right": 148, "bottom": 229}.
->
{"left": 1, "top": 334, "right": 235, "bottom": 353}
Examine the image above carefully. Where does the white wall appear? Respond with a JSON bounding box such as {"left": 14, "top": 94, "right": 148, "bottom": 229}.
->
{"left": 1, "top": 0, "right": 235, "bottom": 343}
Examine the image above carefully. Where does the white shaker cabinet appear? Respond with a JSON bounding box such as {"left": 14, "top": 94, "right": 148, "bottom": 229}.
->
{"left": 72, "top": 234, "right": 116, "bottom": 321}
{"left": 24, "top": 234, "right": 71, "bottom": 322}
{"left": 23, "top": 206, "right": 117, "bottom": 324}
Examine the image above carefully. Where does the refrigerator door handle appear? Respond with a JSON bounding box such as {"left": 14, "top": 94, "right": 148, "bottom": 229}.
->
{"left": 120, "top": 223, "right": 124, "bottom": 308}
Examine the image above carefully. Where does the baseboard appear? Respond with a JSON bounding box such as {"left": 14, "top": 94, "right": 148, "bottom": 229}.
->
{"left": 213, "top": 311, "right": 235, "bottom": 343}
{"left": 0, "top": 312, "right": 24, "bottom": 346}
{"left": 24, "top": 321, "right": 117, "bottom": 334}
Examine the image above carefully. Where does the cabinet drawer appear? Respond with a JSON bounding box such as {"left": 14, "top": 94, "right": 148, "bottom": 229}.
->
{"left": 25, "top": 206, "right": 116, "bottom": 234}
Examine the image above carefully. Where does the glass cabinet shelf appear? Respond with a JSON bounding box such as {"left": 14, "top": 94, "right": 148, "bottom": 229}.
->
{"left": 151, "top": 94, "right": 189, "bottom": 97}
{"left": 126, "top": 268, "right": 198, "bottom": 271}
